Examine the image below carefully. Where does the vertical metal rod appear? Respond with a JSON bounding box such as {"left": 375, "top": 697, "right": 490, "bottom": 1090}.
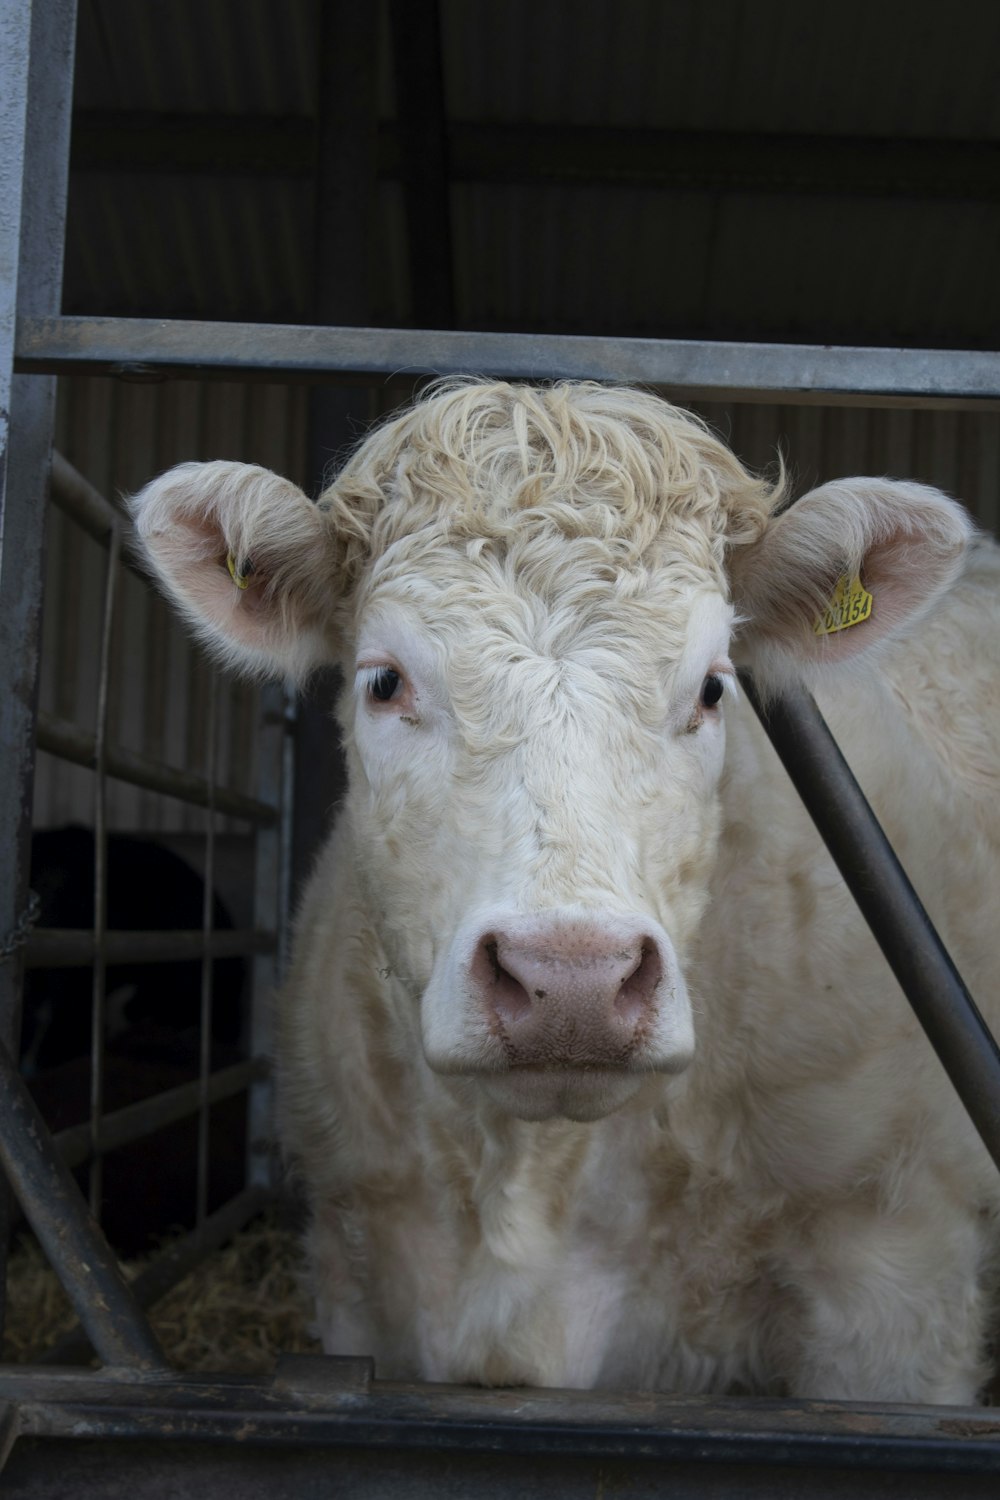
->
{"left": 279, "top": 692, "right": 297, "bottom": 975}
{"left": 195, "top": 679, "right": 218, "bottom": 1240}
{"left": 247, "top": 684, "right": 287, "bottom": 1194}
{"left": 0, "top": 1038, "right": 168, "bottom": 1371}
{"left": 0, "top": 1, "right": 32, "bottom": 571}
{"left": 89, "top": 519, "right": 121, "bottom": 1218}
{"left": 0, "top": 0, "right": 78, "bottom": 1347}
{"left": 741, "top": 672, "right": 1000, "bottom": 1174}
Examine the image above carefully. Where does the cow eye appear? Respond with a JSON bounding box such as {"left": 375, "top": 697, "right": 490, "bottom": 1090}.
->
{"left": 369, "top": 667, "right": 402, "bottom": 703}
{"left": 701, "top": 674, "right": 725, "bottom": 708}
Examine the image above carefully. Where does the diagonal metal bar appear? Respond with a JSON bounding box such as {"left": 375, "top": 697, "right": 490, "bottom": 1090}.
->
{"left": 40, "top": 1184, "right": 269, "bottom": 1367}
{"left": 53, "top": 1058, "right": 267, "bottom": 1171}
{"left": 0, "top": 1039, "right": 168, "bottom": 1372}
{"left": 0, "top": 1400, "right": 17, "bottom": 1476}
{"left": 741, "top": 672, "right": 1000, "bottom": 1174}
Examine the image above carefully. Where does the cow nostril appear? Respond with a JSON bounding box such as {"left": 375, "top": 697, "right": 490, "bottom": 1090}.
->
{"left": 479, "top": 938, "right": 532, "bottom": 1026}
{"left": 614, "top": 941, "right": 663, "bottom": 1025}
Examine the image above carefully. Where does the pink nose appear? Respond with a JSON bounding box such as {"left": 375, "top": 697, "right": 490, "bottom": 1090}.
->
{"left": 468, "top": 915, "right": 668, "bottom": 1067}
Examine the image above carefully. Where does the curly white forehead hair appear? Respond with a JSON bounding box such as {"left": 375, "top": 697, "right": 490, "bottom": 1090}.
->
{"left": 321, "top": 379, "right": 787, "bottom": 594}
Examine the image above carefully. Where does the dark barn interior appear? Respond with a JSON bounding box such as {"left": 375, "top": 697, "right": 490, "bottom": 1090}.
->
{"left": 3, "top": 0, "right": 1000, "bottom": 1492}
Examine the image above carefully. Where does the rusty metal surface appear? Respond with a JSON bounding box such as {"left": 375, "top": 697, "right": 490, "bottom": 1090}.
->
{"left": 41, "top": 1185, "right": 270, "bottom": 1367}
{"left": 15, "top": 315, "right": 1000, "bottom": 410}
{"left": 2, "top": 1360, "right": 1000, "bottom": 1477}
{"left": 0, "top": 1039, "right": 167, "bottom": 1372}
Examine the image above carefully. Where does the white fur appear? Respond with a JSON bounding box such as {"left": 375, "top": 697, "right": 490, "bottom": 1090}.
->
{"left": 131, "top": 382, "right": 997, "bottom": 1403}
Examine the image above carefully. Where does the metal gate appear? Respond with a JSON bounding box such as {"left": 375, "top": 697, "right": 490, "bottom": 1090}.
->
{"left": 4, "top": 1, "right": 1000, "bottom": 1493}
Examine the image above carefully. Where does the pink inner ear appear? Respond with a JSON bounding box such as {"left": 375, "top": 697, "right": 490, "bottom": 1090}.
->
{"left": 734, "top": 484, "right": 971, "bottom": 673}
{"left": 807, "top": 528, "right": 946, "bottom": 662}
{"left": 149, "top": 512, "right": 272, "bottom": 640}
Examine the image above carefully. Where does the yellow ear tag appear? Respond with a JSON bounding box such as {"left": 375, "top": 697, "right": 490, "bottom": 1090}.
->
{"left": 226, "top": 552, "right": 252, "bottom": 591}
{"left": 814, "top": 572, "right": 873, "bottom": 636}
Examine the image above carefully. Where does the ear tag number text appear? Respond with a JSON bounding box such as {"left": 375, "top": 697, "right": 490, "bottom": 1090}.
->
{"left": 814, "top": 573, "right": 873, "bottom": 636}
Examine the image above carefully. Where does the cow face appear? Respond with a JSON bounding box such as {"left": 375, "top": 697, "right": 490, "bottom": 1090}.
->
{"left": 131, "top": 382, "right": 972, "bottom": 1122}
{"left": 345, "top": 562, "right": 735, "bottom": 1120}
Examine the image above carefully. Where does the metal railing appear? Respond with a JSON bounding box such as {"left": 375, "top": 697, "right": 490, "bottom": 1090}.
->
{"left": 0, "top": 446, "right": 290, "bottom": 1364}
{"left": 15, "top": 313, "right": 1000, "bottom": 410}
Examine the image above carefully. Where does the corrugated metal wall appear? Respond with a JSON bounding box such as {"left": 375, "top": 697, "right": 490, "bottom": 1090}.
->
{"left": 696, "top": 400, "right": 1000, "bottom": 531}
{"left": 33, "top": 378, "right": 1000, "bottom": 832}
{"left": 34, "top": 377, "right": 308, "bottom": 832}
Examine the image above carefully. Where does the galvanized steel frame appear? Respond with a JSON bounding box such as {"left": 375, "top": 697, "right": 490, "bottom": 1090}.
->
{"left": 15, "top": 314, "right": 1000, "bottom": 409}
{"left": 0, "top": 0, "right": 78, "bottom": 1347}
{"left": 0, "top": 0, "right": 287, "bottom": 1388}
{"left": 3, "top": 0, "right": 1000, "bottom": 1492}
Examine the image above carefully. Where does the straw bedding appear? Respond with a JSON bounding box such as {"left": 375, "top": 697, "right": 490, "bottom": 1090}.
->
{"left": 4, "top": 1209, "right": 320, "bottom": 1371}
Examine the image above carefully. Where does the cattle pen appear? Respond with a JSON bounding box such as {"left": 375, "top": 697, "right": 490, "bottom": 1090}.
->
{"left": 4, "top": 0, "right": 1000, "bottom": 1494}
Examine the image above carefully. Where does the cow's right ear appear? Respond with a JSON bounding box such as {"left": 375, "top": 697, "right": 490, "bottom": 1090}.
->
{"left": 129, "top": 461, "right": 341, "bottom": 680}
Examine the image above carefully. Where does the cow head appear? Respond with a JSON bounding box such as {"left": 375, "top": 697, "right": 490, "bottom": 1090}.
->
{"left": 131, "top": 382, "right": 972, "bottom": 1121}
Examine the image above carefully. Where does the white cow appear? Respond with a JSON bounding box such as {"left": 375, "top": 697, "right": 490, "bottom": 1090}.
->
{"left": 132, "top": 381, "right": 1000, "bottom": 1403}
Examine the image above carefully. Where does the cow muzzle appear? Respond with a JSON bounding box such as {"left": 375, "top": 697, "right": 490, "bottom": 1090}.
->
{"left": 422, "top": 908, "right": 694, "bottom": 1119}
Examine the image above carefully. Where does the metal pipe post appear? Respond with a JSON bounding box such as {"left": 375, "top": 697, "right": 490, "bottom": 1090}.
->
{"left": 741, "top": 673, "right": 1000, "bottom": 1174}
{"left": 0, "top": 0, "right": 78, "bottom": 1346}
{"left": 0, "top": 1039, "right": 167, "bottom": 1371}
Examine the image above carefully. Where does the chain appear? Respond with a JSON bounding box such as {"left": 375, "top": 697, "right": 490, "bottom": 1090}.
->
{"left": 0, "top": 890, "right": 41, "bottom": 963}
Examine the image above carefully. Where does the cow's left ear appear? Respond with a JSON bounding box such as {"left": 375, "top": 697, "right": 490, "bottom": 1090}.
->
{"left": 728, "top": 478, "right": 975, "bottom": 680}
{"left": 130, "top": 460, "right": 343, "bottom": 681}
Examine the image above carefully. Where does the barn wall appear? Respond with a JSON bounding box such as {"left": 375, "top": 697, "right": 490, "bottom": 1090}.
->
{"left": 696, "top": 400, "right": 1000, "bottom": 533}
{"left": 34, "top": 376, "right": 308, "bottom": 833}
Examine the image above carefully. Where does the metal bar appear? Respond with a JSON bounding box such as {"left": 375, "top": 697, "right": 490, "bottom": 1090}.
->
{"left": 40, "top": 1185, "right": 269, "bottom": 1367}
{"left": 6, "top": 1360, "right": 1000, "bottom": 1475}
{"left": 88, "top": 519, "right": 120, "bottom": 1217}
{"left": 25, "top": 928, "right": 276, "bottom": 969}
{"left": 741, "top": 674, "right": 1000, "bottom": 1173}
{"left": 196, "top": 686, "right": 218, "bottom": 1240}
{"left": 53, "top": 1058, "right": 267, "bottom": 1171}
{"left": 247, "top": 686, "right": 288, "bottom": 1194}
{"left": 50, "top": 450, "right": 123, "bottom": 540}
{"left": 35, "top": 709, "right": 278, "bottom": 824}
{"left": 15, "top": 315, "right": 1000, "bottom": 410}
{"left": 0, "top": 3, "right": 32, "bottom": 560}
{"left": 0, "top": 1039, "right": 167, "bottom": 1372}
{"left": 0, "top": 0, "right": 78, "bottom": 1350}
{"left": 0, "top": 1400, "right": 17, "bottom": 1476}
{"left": 125, "top": 1184, "right": 268, "bottom": 1315}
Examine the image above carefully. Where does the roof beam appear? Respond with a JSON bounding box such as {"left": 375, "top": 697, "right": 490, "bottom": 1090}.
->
{"left": 70, "top": 114, "right": 1000, "bottom": 202}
